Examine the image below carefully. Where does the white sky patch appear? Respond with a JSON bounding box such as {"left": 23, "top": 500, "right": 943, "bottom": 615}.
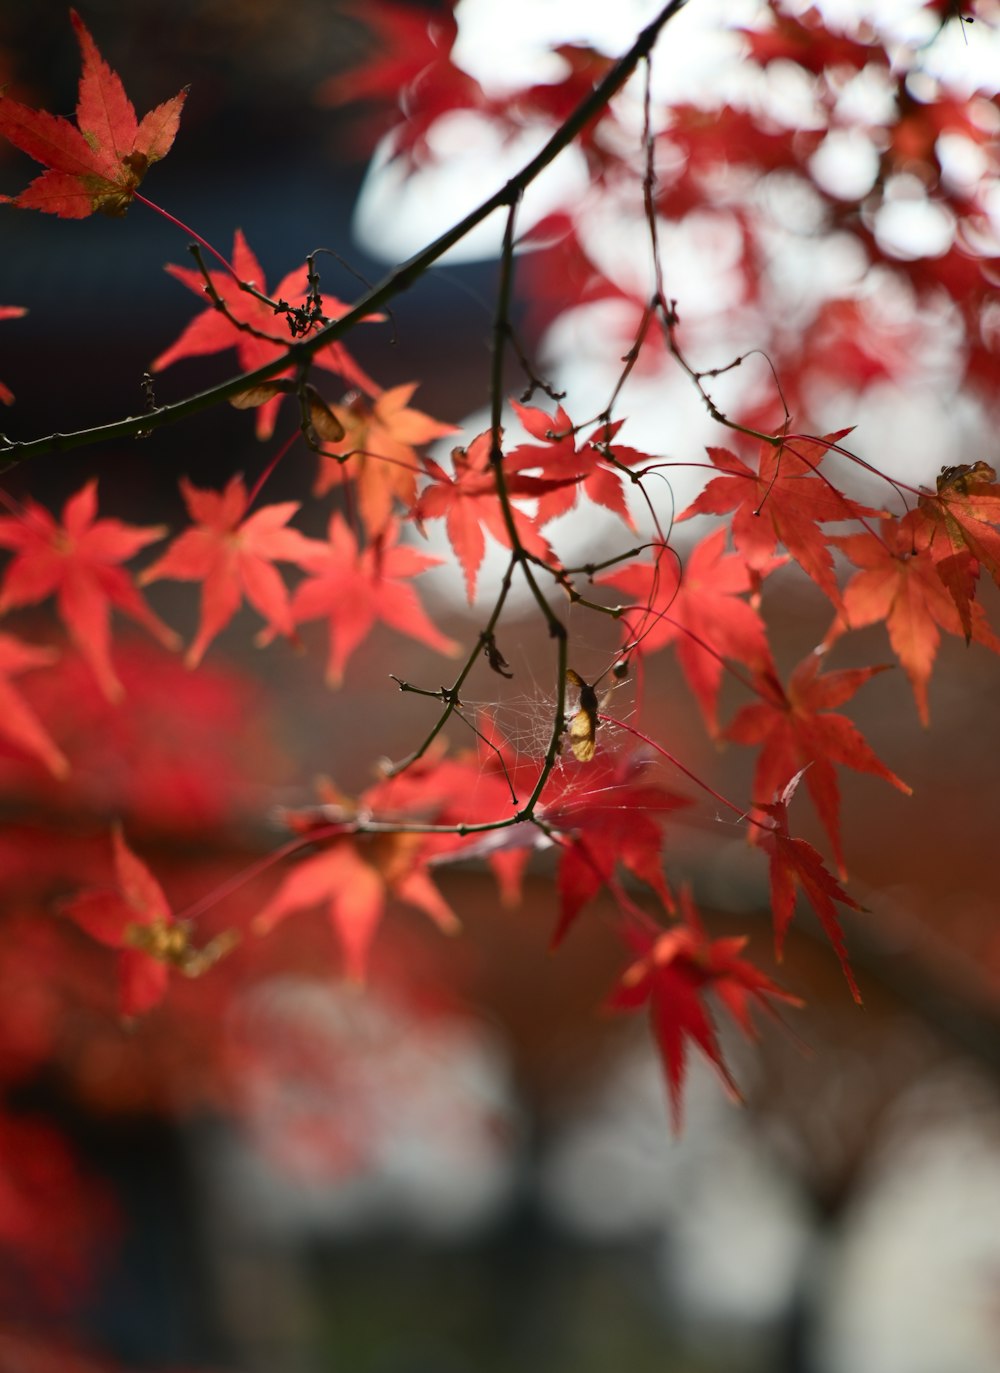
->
{"left": 809, "top": 130, "right": 881, "bottom": 201}
{"left": 872, "top": 183, "right": 957, "bottom": 259}
{"left": 352, "top": 114, "right": 591, "bottom": 265}
{"left": 353, "top": 0, "right": 757, "bottom": 265}
{"left": 357, "top": 0, "right": 1000, "bottom": 605}
{"left": 353, "top": 0, "right": 1000, "bottom": 265}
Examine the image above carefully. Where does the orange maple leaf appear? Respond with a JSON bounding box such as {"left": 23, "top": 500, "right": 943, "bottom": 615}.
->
{"left": 676, "top": 431, "right": 876, "bottom": 606}
{"left": 0, "top": 11, "right": 186, "bottom": 218}
{"left": 830, "top": 514, "right": 1000, "bottom": 725}
{"left": 910, "top": 461, "right": 1000, "bottom": 639}
{"left": 313, "top": 383, "right": 457, "bottom": 535}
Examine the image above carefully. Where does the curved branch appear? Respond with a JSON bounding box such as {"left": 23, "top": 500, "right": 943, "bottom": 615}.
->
{"left": 0, "top": 0, "right": 689, "bottom": 473}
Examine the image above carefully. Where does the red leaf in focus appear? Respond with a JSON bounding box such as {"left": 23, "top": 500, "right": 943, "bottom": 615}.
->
{"left": 541, "top": 753, "right": 686, "bottom": 945}
{"left": 677, "top": 432, "right": 874, "bottom": 606}
{"left": 910, "top": 462, "right": 1000, "bottom": 639}
{"left": 0, "top": 480, "right": 178, "bottom": 701}
{"left": 0, "top": 633, "right": 68, "bottom": 777}
{"left": 609, "top": 887, "right": 799, "bottom": 1130}
{"left": 461, "top": 738, "right": 687, "bottom": 942}
{"left": 830, "top": 514, "right": 1000, "bottom": 725}
{"left": 413, "top": 430, "right": 569, "bottom": 602}
{"left": 291, "top": 513, "right": 458, "bottom": 685}
{"left": 599, "top": 528, "right": 776, "bottom": 734}
{"left": 506, "top": 401, "right": 649, "bottom": 529}
{"left": 151, "top": 230, "right": 382, "bottom": 439}
{"left": 139, "top": 475, "right": 318, "bottom": 666}
{"left": 0, "top": 10, "right": 186, "bottom": 218}
{"left": 755, "top": 770, "right": 864, "bottom": 1003}
{"left": 726, "top": 651, "right": 911, "bottom": 876}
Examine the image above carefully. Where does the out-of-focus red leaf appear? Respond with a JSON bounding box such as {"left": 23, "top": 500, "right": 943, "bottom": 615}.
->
{"left": 0, "top": 480, "right": 177, "bottom": 701}
{"left": 0, "top": 633, "right": 67, "bottom": 777}
{"left": 0, "top": 305, "right": 26, "bottom": 404}
{"left": 290, "top": 513, "right": 458, "bottom": 685}
{"left": 139, "top": 474, "right": 318, "bottom": 665}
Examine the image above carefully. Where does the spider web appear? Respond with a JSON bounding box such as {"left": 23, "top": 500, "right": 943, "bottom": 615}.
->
{"left": 445, "top": 661, "right": 645, "bottom": 819}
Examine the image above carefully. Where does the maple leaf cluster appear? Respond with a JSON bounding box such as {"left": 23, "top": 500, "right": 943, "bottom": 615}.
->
{"left": 0, "top": 13, "right": 998, "bottom": 1315}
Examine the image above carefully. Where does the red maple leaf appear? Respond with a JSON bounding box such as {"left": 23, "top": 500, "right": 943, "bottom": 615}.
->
{"left": 540, "top": 752, "right": 687, "bottom": 945}
{"left": 506, "top": 401, "right": 649, "bottom": 528}
{"left": 290, "top": 514, "right": 458, "bottom": 685}
{"left": 413, "top": 430, "right": 570, "bottom": 602}
{"left": 0, "top": 306, "right": 26, "bottom": 405}
{"left": 830, "top": 514, "right": 1000, "bottom": 725}
{"left": 608, "top": 887, "right": 799, "bottom": 1129}
{"left": 0, "top": 480, "right": 178, "bottom": 702}
{"left": 599, "top": 527, "right": 776, "bottom": 735}
{"left": 0, "top": 10, "right": 186, "bottom": 218}
{"left": 138, "top": 475, "right": 318, "bottom": 667}
{"left": 909, "top": 462, "right": 1000, "bottom": 639}
{"left": 254, "top": 837, "right": 457, "bottom": 984}
{"left": 726, "top": 651, "right": 911, "bottom": 877}
{"left": 755, "top": 770, "right": 865, "bottom": 1003}
{"left": 456, "top": 738, "right": 687, "bottom": 943}
{"left": 254, "top": 800, "right": 459, "bottom": 983}
{"left": 0, "top": 633, "right": 68, "bottom": 778}
{"left": 676, "top": 431, "right": 875, "bottom": 605}
{"left": 313, "top": 383, "right": 457, "bottom": 536}
{"left": 150, "top": 230, "right": 382, "bottom": 439}
{"left": 61, "top": 826, "right": 236, "bottom": 1018}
